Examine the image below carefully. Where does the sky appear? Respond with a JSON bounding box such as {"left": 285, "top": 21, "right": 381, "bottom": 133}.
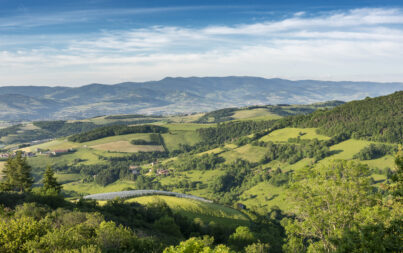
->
{"left": 0, "top": 0, "right": 403, "bottom": 86}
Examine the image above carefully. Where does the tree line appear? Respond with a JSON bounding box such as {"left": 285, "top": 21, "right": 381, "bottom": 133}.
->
{"left": 68, "top": 125, "right": 168, "bottom": 142}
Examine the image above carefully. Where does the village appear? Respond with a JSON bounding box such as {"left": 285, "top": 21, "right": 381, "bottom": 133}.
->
{"left": 0, "top": 148, "right": 74, "bottom": 160}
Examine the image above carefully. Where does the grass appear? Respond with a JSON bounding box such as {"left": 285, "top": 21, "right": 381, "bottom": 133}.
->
{"left": 82, "top": 133, "right": 153, "bottom": 146}
{"left": 90, "top": 141, "right": 164, "bottom": 153}
{"left": 232, "top": 108, "right": 283, "bottom": 121}
{"left": 324, "top": 139, "right": 374, "bottom": 161}
{"left": 262, "top": 158, "right": 314, "bottom": 173}
{"left": 0, "top": 161, "right": 4, "bottom": 178}
{"left": 55, "top": 173, "right": 82, "bottom": 184}
{"left": 27, "top": 148, "right": 111, "bottom": 169}
{"left": 24, "top": 139, "right": 80, "bottom": 152}
{"left": 159, "top": 169, "right": 225, "bottom": 188}
{"left": 163, "top": 123, "right": 213, "bottom": 131}
{"left": 361, "top": 155, "right": 395, "bottom": 170}
{"left": 220, "top": 144, "right": 267, "bottom": 163}
{"left": 260, "top": 127, "right": 330, "bottom": 142}
{"left": 63, "top": 180, "right": 136, "bottom": 195}
{"left": 239, "top": 182, "right": 292, "bottom": 213}
{"left": 126, "top": 195, "right": 250, "bottom": 227}
{"left": 162, "top": 131, "right": 201, "bottom": 151}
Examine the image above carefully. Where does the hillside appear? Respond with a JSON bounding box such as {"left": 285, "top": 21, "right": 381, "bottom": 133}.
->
{"left": 284, "top": 91, "right": 403, "bottom": 143}
{"left": 1, "top": 77, "right": 402, "bottom": 120}
{"left": 1, "top": 91, "right": 402, "bottom": 252}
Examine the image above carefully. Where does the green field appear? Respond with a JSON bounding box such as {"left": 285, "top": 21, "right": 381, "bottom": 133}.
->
{"left": 91, "top": 141, "right": 164, "bottom": 153}
{"left": 239, "top": 182, "right": 291, "bottom": 213}
{"left": 260, "top": 127, "right": 330, "bottom": 142}
{"left": 232, "top": 108, "right": 283, "bottom": 121}
{"left": 0, "top": 161, "right": 4, "bottom": 178}
{"left": 324, "top": 139, "right": 374, "bottom": 161}
{"left": 220, "top": 144, "right": 267, "bottom": 163}
{"left": 362, "top": 155, "right": 395, "bottom": 170}
{"left": 27, "top": 148, "right": 112, "bottom": 169}
{"left": 24, "top": 139, "right": 81, "bottom": 152}
{"left": 126, "top": 195, "right": 250, "bottom": 227}
{"left": 54, "top": 173, "right": 82, "bottom": 184}
{"left": 63, "top": 180, "right": 137, "bottom": 195}
{"left": 162, "top": 130, "right": 201, "bottom": 151}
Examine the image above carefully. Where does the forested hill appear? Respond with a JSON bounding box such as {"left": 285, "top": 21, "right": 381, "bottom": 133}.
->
{"left": 285, "top": 91, "right": 403, "bottom": 143}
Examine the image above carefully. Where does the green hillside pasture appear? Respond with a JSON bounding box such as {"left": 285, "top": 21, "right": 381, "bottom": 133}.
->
{"left": 324, "top": 139, "right": 374, "bottom": 161}
{"left": 232, "top": 108, "right": 283, "bottom": 121}
{"left": 239, "top": 182, "right": 291, "bottom": 213}
{"left": 24, "top": 139, "right": 80, "bottom": 152}
{"left": 168, "top": 113, "right": 205, "bottom": 123}
{"left": 162, "top": 131, "right": 201, "bottom": 152}
{"left": 319, "top": 139, "right": 395, "bottom": 172}
{"left": 164, "top": 123, "right": 213, "bottom": 131}
{"left": 90, "top": 141, "right": 164, "bottom": 153}
{"left": 126, "top": 195, "right": 250, "bottom": 227}
{"left": 159, "top": 169, "right": 225, "bottom": 189}
{"left": 260, "top": 127, "right": 330, "bottom": 143}
{"left": 220, "top": 144, "right": 267, "bottom": 163}
{"left": 0, "top": 161, "right": 4, "bottom": 178}
{"left": 82, "top": 133, "right": 152, "bottom": 146}
{"left": 361, "top": 155, "right": 395, "bottom": 170}
{"left": 262, "top": 158, "right": 314, "bottom": 173}
{"left": 63, "top": 180, "right": 136, "bottom": 195}
{"left": 55, "top": 173, "right": 82, "bottom": 184}
{"left": 197, "top": 147, "right": 224, "bottom": 156}
{"left": 78, "top": 116, "right": 164, "bottom": 125}
{"left": 27, "top": 148, "right": 112, "bottom": 169}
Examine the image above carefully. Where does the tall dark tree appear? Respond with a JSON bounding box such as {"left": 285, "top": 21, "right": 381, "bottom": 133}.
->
{"left": 0, "top": 151, "right": 33, "bottom": 192}
{"left": 42, "top": 165, "right": 62, "bottom": 194}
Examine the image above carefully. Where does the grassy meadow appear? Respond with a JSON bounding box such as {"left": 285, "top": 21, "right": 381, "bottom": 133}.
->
{"left": 260, "top": 127, "right": 330, "bottom": 142}
{"left": 231, "top": 108, "right": 283, "bottom": 121}
{"left": 126, "top": 195, "right": 250, "bottom": 227}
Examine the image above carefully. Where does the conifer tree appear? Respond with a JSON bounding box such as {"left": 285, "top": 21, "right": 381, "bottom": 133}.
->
{"left": 42, "top": 165, "right": 62, "bottom": 194}
{"left": 0, "top": 151, "right": 33, "bottom": 192}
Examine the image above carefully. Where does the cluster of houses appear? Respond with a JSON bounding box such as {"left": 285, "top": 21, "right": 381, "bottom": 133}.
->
{"left": 0, "top": 148, "right": 74, "bottom": 160}
{"left": 0, "top": 151, "right": 36, "bottom": 159}
{"left": 128, "top": 161, "right": 172, "bottom": 176}
{"left": 156, "top": 169, "right": 170, "bottom": 176}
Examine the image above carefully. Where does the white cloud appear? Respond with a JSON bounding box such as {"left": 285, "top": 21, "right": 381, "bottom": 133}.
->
{"left": 0, "top": 8, "right": 403, "bottom": 86}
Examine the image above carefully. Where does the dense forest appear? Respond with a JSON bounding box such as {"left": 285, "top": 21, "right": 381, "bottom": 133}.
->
{"left": 285, "top": 91, "right": 403, "bottom": 143}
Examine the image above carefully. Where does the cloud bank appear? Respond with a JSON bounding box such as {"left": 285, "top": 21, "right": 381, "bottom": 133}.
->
{"left": 1, "top": 8, "right": 403, "bottom": 86}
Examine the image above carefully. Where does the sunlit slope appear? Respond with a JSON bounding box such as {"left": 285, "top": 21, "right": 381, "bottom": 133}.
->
{"left": 126, "top": 195, "right": 250, "bottom": 227}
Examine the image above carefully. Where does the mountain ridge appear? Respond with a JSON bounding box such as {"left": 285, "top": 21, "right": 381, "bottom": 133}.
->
{"left": 1, "top": 76, "right": 402, "bottom": 121}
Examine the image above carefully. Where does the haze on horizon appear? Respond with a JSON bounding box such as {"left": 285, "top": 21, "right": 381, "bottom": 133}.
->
{"left": 1, "top": 0, "right": 403, "bottom": 87}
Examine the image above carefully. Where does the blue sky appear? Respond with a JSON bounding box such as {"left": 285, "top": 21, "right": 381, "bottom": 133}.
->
{"left": 1, "top": 0, "right": 403, "bottom": 86}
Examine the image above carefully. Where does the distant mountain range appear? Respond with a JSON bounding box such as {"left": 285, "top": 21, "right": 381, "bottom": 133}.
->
{"left": 1, "top": 77, "right": 402, "bottom": 121}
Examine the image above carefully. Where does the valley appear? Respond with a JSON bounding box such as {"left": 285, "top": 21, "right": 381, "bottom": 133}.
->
{"left": 0, "top": 91, "right": 401, "bottom": 252}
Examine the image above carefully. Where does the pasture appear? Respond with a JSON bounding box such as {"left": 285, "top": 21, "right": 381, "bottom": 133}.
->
{"left": 239, "top": 182, "right": 291, "bottom": 213}
{"left": 126, "top": 195, "right": 250, "bottom": 227}
{"left": 260, "top": 127, "right": 330, "bottom": 142}
{"left": 90, "top": 141, "right": 164, "bottom": 153}
{"left": 27, "top": 148, "right": 111, "bottom": 169}
{"left": 220, "top": 144, "right": 267, "bottom": 163}
{"left": 232, "top": 108, "right": 283, "bottom": 121}
{"left": 162, "top": 130, "right": 201, "bottom": 151}
{"left": 63, "top": 180, "right": 136, "bottom": 195}
{"left": 0, "top": 161, "right": 4, "bottom": 178}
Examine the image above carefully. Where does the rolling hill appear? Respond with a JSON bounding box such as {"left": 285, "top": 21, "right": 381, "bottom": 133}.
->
{"left": 1, "top": 76, "right": 402, "bottom": 120}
